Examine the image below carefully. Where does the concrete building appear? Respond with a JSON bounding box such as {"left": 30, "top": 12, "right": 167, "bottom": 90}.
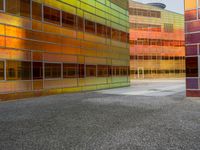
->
{"left": 129, "top": 1, "right": 185, "bottom": 79}
{"left": 185, "top": 0, "right": 200, "bottom": 97}
{"left": 0, "top": 0, "right": 130, "bottom": 100}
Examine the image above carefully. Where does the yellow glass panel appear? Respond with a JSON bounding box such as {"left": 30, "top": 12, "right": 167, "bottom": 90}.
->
{"left": 185, "top": 0, "right": 197, "bottom": 10}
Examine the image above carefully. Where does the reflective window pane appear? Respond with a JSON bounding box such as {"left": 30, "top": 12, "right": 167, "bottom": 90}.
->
{"left": 97, "top": 65, "right": 108, "bottom": 77}
{"left": 32, "top": 1, "right": 42, "bottom": 21}
{"left": 62, "top": 11, "right": 76, "bottom": 29}
{"left": 63, "top": 63, "right": 77, "bottom": 78}
{"left": 0, "top": 0, "right": 4, "bottom": 11}
{"left": 78, "top": 64, "right": 85, "bottom": 78}
{"left": 6, "top": 61, "right": 31, "bottom": 80}
{"left": 33, "top": 62, "right": 43, "bottom": 80}
{"left": 96, "top": 23, "right": 106, "bottom": 37}
{"left": 6, "top": 0, "right": 30, "bottom": 17}
{"left": 20, "top": 0, "right": 30, "bottom": 17}
{"left": 6, "top": 0, "right": 20, "bottom": 15}
{"left": 45, "top": 63, "right": 61, "bottom": 79}
{"left": 85, "top": 20, "right": 95, "bottom": 34}
{"left": 77, "top": 16, "right": 84, "bottom": 31}
{"left": 0, "top": 61, "right": 4, "bottom": 80}
{"left": 86, "top": 65, "right": 96, "bottom": 77}
{"left": 44, "top": 6, "right": 60, "bottom": 25}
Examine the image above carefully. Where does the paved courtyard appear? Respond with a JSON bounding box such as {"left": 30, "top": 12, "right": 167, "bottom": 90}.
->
{"left": 0, "top": 80, "right": 200, "bottom": 150}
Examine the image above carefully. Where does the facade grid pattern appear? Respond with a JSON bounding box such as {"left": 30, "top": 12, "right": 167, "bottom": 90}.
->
{"left": 0, "top": 0, "right": 130, "bottom": 100}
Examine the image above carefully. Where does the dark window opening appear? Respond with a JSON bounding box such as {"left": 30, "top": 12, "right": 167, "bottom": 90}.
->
{"left": 63, "top": 63, "right": 77, "bottom": 78}
{"left": 33, "top": 62, "right": 43, "bottom": 80}
{"left": 0, "top": 61, "right": 4, "bottom": 80}
{"left": 44, "top": 6, "right": 60, "bottom": 25}
{"left": 45, "top": 63, "right": 61, "bottom": 78}
{"left": 62, "top": 11, "right": 76, "bottom": 29}
{"left": 86, "top": 65, "right": 96, "bottom": 77}
{"left": 32, "top": 1, "right": 42, "bottom": 21}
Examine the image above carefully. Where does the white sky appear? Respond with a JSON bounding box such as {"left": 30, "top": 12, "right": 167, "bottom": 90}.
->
{"left": 132, "top": 0, "right": 184, "bottom": 14}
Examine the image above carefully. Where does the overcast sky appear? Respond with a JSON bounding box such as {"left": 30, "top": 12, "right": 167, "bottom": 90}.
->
{"left": 133, "top": 0, "right": 184, "bottom": 14}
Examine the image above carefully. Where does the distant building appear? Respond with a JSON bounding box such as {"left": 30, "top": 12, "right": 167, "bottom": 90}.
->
{"left": 129, "top": 0, "right": 185, "bottom": 79}
{"left": 0, "top": 0, "right": 130, "bottom": 100}
{"left": 185, "top": 0, "right": 200, "bottom": 97}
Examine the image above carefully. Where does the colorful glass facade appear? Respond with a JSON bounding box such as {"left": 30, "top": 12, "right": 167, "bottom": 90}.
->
{"left": 185, "top": 0, "right": 200, "bottom": 97}
{"left": 129, "top": 1, "right": 185, "bottom": 79}
{"left": 0, "top": 0, "right": 130, "bottom": 100}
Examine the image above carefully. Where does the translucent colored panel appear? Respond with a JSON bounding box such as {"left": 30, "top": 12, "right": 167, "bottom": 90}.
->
{"left": 0, "top": 81, "right": 32, "bottom": 93}
{"left": 186, "top": 78, "right": 199, "bottom": 89}
{"left": 186, "top": 32, "right": 200, "bottom": 44}
{"left": 185, "top": 9, "right": 197, "bottom": 21}
{"left": 0, "top": 48, "right": 31, "bottom": 60}
{"left": 186, "top": 20, "right": 200, "bottom": 32}
{"left": 185, "top": 0, "right": 197, "bottom": 10}
{"left": 186, "top": 45, "right": 198, "bottom": 56}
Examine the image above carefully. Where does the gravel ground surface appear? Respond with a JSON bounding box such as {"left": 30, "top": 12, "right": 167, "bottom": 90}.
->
{"left": 0, "top": 81, "right": 200, "bottom": 150}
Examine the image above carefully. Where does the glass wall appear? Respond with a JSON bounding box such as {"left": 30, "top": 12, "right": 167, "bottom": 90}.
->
{"left": 129, "top": 0, "right": 185, "bottom": 79}
{"left": 185, "top": 0, "right": 200, "bottom": 97}
{"left": 0, "top": 0, "right": 130, "bottom": 99}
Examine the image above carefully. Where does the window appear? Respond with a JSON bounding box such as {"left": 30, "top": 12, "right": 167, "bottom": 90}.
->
{"left": 77, "top": 16, "right": 84, "bottom": 31}
{"left": 6, "top": 61, "right": 31, "bottom": 80}
{"left": 121, "top": 66, "right": 128, "bottom": 76}
{"left": 45, "top": 63, "right": 61, "bottom": 78}
{"left": 43, "top": 6, "right": 60, "bottom": 25}
{"left": 0, "top": 61, "right": 4, "bottom": 80}
{"left": 62, "top": 11, "right": 76, "bottom": 29}
{"left": 96, "top": 23, "right": 106, "bottom": 37}
{"left": 121, "top": 31, "right": 127, "bottom": 43}
{"left": 33, "top": 62, "right": 43, "bottom": 80}
{"left": 0, "top": 0, "right": 4, "bottom": 11}
{"left": 6, "top": 0, "right": 20, "bottom": 15}
{"left": 186, "top": 57, "right": 198, "bottom": 77}
{"left": 164, "top": 24, "right": 174, "bottom": 33}
{"left": 106, "top": 27, "right": 111, "bottom": 39}
{"left": 85, "top": 20, "right": 95, "bottom": 34}
{"left": 32, "top": 1, "right": 42, "bottom": 21}
{"left": 78, "top": 64, "right": 85, "bottom": 78}
{"left": 63, "top": 63, "right": 77, "bottom": 78}
{"left": 97, "top": 65, "right": 108, "bottom": 77}
{"left": 112, "top": 66, "right": 121, "bottom": 76}
{"left": 6, "top": 0, "right": 30, "bottom": 17}
{"left": 112, "top": 28, "right": 120, "bottom": 41}
{"left": 129, "top": 8, "right": 161, "bottom": 18}
{"left": 86, "top": 65, "right": 96, "bottom": 77}
{"left": 20, "top": 0, "right": 30, "bottom": 17}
